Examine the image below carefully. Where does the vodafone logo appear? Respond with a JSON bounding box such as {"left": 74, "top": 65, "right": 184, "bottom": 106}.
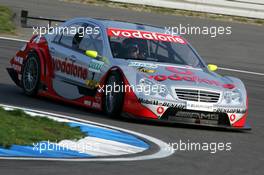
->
{"left": 148, "top": 66, "right": 235, "bottom": 89}
{"left": 230, "top": 114, "right": 236, "bottom": 122}
{"left": 157, "top": 106, "right": 165, "bottom": 114}
{"left": 166, "top": 66, "right": 193, "bottom": 75}
{"left": 53, "top": 57, "right": 88, "bottom": 80}
{"left": 107, "top": 28, "right": 186, "bottom": 44}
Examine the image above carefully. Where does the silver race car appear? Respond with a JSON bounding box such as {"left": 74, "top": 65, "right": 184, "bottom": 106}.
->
{"left": 7, "top": 16, "right": 250, "bottom": 130}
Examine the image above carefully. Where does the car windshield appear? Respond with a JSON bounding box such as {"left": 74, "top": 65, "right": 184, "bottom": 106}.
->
{"left": 108, "top": 28, "right": 204, "bottom": 68}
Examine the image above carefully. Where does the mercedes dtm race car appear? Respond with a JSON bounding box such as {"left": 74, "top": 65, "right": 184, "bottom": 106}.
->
{"left": 7, "top": 17, "right": 250, "bottom": 130}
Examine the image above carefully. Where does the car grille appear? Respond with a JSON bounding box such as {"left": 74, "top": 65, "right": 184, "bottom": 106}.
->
{"left": 175, "top": 89, "right": 220, "bottom": 103}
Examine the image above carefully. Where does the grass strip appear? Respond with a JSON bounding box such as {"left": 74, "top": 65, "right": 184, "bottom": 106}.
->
{"left": 0, "top": 5, "right": 15, "bottom": 34}
{"left": 0, "top": 107, "right": 86, "bottom": 148}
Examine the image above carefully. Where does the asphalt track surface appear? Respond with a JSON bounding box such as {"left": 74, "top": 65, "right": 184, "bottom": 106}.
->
{"left": 0, "top": 0, "right": 264, "bottom": 175}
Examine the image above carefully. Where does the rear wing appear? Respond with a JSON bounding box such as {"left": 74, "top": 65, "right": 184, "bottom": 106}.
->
{"left": 20, "top": 10, "right": 65, "bottom": 27}
{"left": 20, "top": 10, "right": 163, "bottom": 29}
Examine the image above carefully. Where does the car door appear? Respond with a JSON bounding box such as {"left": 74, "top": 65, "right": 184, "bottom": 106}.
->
{"left": 49, "top": 21, "right": 106, "bottom": 100}
{"left": 77, "top": 23, "right": 105, "bottom": 91}
{"left": 49, "top": 22, "right": 91, "bottom": 99}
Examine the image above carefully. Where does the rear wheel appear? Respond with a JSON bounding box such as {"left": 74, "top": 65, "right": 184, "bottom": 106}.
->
{"left": 21, "top": 53, "right": 41, "bottom": 96}
{"left": 103, "top": 72, "right": 124, "bottom": 117}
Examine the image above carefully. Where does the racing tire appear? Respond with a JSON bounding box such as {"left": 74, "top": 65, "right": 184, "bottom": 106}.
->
{"left": 103, "top": 72, "right": 124, "bottom": 117}
{"left": 21, "top": 52, "right": 41, "bottom": 96}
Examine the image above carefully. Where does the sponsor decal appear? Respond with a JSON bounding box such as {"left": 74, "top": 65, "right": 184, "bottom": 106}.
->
{"left": 129, "top": 62, "right": 158, "bottom": 69}
{"left": 14, "top": 56, "right": 24, "bottom": 64}
{"left": 186, "top": 101, "right": 214, "bottom": 112}
{"left": 149, "top": 66, "right": 235, "bottom": 89}
{"left": 175, "top": 111, "right": 219, "bottom": 121}
{"left": 149, "top": 74, "right": 224, "bottom": 87}
{"left": 222, "top": 84, "right": 235, "bottom": 89}
{"left": 88, "top": 60, "right": 104, "bottom": 73}
{"left": 85, "top": 80, "right": 99, "bottom": 89}
{"left": 157, "top": 106, "right": 165, "bottom": 114}
{"left": 214, "top": 108, "right": 246, "bottom": 113}
{"left": 108, "top": 28, "right": 186, "bottom": 44}
{"left": 138, "top": 98, "right": 185, "bottom": 109}
{"left": 166, "top": 66, "right": 193, "bottom": 75}
{"left": 137, "top": 67, "right": 156, "bottom": 73}
{"left": 11, "top": 56, "right": 24, "bottom": 72}
{"left": 229, "top": 114, "right": 236, "bottom": 122}
{"left": 52, "top": 57, "right": 88, "bottom": 80}
{"left": 228, "top": 113, "right": 245, "bottom": 125}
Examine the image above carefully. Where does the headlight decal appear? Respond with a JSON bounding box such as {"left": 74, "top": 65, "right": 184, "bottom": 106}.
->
{"left": 223, "top": 89, "right": 243, "bottom": 105}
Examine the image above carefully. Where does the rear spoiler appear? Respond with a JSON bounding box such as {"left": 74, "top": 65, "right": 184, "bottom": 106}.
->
{"left": 20, "top": 10, "right": 65, "bottom": 27}
{"left": 20, "top": 10, "right": 163, "bottom": 29}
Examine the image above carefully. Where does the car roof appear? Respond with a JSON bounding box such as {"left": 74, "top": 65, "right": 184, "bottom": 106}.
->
{"left": 96, "top": 19, "right": 167, "bottom": 34}
{"left": 65, "top": 17, "right": 180, "bottom": 36}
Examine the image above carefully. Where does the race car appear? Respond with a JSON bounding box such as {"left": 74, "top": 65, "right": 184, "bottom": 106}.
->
{"left": 7, "top": 17, "right": 250, "bottom": 130}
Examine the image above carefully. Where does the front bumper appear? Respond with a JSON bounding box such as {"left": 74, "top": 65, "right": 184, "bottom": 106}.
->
{"left": 123, "top": 111, "right": 251, "bottom": 131}
{"left": 123, "top": 95, "right": 250, "bottom": 130}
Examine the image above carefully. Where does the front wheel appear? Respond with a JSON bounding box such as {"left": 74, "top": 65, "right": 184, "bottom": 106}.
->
{"left": 103, "top": 72, "right": 124, "bottom": 117}
{"left": 21, "top": 53, "right": 41, "bottom": 96}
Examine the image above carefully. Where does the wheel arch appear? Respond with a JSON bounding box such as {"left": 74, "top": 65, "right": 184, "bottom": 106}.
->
{"left": 99, "top": 66, "right": 125, "bottom": 116}
{"left": 25, "top": 48, "right": 47, "bottom": 83}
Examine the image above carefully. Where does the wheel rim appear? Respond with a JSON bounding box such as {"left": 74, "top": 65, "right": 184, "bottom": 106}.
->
{"left": 105, "top": 76, "right": 116, "bottom": 113}
{"left": 23, "top": 57, "right": 39, "bottom": 92}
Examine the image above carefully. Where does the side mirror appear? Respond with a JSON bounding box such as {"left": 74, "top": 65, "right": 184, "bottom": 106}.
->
{"left": 85, "top": 50, "right": 110, "bottom": 64}
{"left": 207, "top": 64, "right": 218, "bottom": 72}
{"left": 85, "top": 50, "right": 98, "bottom": 59}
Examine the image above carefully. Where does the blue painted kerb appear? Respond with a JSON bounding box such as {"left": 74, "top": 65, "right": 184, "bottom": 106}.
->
{"left": 0, "top": 121, "right": 149, "bottom": 158}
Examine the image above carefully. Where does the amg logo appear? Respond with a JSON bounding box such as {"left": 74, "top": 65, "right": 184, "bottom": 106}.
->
{"left": 176, "top": 111, "right": 219, "bottom": 120}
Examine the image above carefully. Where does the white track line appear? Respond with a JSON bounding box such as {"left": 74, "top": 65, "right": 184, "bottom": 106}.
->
{"left": 0, "top": 104, "right": 174, "bottom": 162}
{"left": 0, "top": 36, "right": 28, "bottom": 42}
{"left": 0, "top": 37, "right": 263, "bottom": 76}
{"left": 218, "top": 67, "right": 264, "bottom": 76}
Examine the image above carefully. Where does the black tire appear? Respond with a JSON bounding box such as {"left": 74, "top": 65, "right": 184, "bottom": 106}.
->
{"left": 103, "top": 72, "right": 124, "bottom": 117}
{"left": 21, "top": 52, "right": 41, "bottom": 96}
